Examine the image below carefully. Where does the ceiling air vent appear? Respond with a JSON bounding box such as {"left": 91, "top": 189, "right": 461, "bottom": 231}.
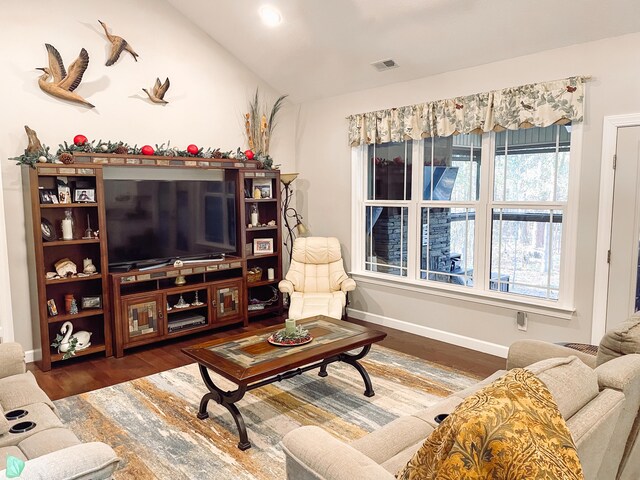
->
{"left": 371, "top": 59, "right": 399, "bottom": 72}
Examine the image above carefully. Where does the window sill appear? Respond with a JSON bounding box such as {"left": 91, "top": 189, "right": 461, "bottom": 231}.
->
{"left": 349, "top": 271, "right": 576, "bottom": 320}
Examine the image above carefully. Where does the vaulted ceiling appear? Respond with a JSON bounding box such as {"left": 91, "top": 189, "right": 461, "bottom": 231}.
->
{"left": 168, "top": 0, "right": 640, "bottom": 102}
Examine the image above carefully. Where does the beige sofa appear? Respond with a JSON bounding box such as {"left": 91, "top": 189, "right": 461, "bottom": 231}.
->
{"left": 282, "top": 338, "right": 640, "bottom": 480}
{"left": 0, "top": 343, "right": 119, "bottom": 479}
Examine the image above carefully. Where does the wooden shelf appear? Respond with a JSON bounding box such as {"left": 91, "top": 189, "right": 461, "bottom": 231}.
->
{"left": 40, "top": 203, "right": 98, "bottom": 209}
{"left": 166, "top": 318, "right": 243, "bottom": 338}
{"left": 246, "top": 226, "right": 278, "bottom": 232}
{"left": 161, "top": 284, "right": 210, "bottom": 296}
{"left": 247, "top": 253, "right": 279, "bottom": 260}
{"left": 51, "top": 343, "right": 106, "bottom": 362}
{"left": 43, "top": 239, "right": 100, "bottom": 247}
{"left": 48, "top": 309, "right": 104, "bottom": 324}
{"left": 167, "top": 303, "right": 208, "bottom": 314}
{"left": 248, "top": 305, "right": 280, "bottom": 317}
{"left": 27, "top": 166, "right": 112, "bottom": 371}
{"left": 45, "top": 274, "right": 102, "bottom": 285}
{"left": 243, "top": 198, "right": 277, "bottom": 203}
{"left": 247, "top": 279, "right": 279, "bottom": 288}
{"left": 166, "top": 323, "right": 213, "bottom": 338}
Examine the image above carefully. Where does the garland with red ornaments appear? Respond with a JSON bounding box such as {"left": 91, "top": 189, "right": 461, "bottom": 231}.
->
{"left": 11, "top": 133, "right": 275, "bottom": 169}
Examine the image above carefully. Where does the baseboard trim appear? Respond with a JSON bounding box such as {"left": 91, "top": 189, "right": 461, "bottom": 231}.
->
{"left": 25, "top": 349, "right": 41, "bottom": 364}
{"left": 348, "top": 308, "right": 509, "bottom": 358}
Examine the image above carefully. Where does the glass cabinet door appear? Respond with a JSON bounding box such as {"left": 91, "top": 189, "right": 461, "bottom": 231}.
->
{"left": 212, "top": 281, "right": 242, "bottom": 321}
{"left": 123, "top": 294, "right": 163, "bottom": 343}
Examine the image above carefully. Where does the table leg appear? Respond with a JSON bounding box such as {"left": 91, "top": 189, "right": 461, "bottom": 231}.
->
{"left": 340, "top": 345, "right": 375, "bottom": 397}
{"left": 318, "top": 361, "right": 328, "bottom": 377}
{"left": 197, "top": 364, "right": 251, "bottom": 450}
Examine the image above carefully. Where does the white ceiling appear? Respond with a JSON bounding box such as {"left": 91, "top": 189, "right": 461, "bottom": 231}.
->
{"left": 168, "top": 0, "right": 640, "bottom": 103}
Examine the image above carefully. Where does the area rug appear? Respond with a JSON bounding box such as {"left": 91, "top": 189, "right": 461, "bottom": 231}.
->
{"left": 54, "top": 346, "right": 480, "bottom": 479}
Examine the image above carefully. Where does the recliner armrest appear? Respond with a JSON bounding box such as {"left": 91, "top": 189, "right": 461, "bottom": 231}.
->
{"left": 278, "top": 279, "right": 294, "bottom": 295}
{"left": 282, "top": 426, "right": 395, "bottom": 480}
{"left": 0, "top": 442, "right": 119, "bottom": 480}
{"left": 0, "top": 343, "right": 26, "bottom": 379}
{"left": 340, "top": 278, "right": 356, "bottom": 293}
{"left": 507, "top": 340, "right": 597, "bottom": 370}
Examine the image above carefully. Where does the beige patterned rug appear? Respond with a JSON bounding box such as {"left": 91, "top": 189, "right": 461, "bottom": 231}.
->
{"left": 54, "top": 345, "right": 479, "bottom": 479}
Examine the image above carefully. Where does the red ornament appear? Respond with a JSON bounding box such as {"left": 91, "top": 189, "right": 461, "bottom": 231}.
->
{"left": 244, "top": 149, "right": 255, "bottom": 160}
{"left": 187, "top": 144, "right": 199, "bottom": 155}
{"left": 141, "top": 145, "right": 155, "bottom": 156}
{"left": 73, "top": 134, "right": 87, "bottom": 146}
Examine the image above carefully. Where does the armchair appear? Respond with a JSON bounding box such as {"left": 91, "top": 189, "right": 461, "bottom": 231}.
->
{"left": 278, "top": 237, "right": 356, "bottom": 320}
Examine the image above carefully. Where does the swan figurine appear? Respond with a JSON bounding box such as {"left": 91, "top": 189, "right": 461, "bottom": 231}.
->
{"left": 57, "top": 321, "right": 92, "bottom": 353}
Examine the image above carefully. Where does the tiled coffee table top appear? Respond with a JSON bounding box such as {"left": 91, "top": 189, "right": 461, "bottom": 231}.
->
{"left": 206, "top": 318, "right": 360, "bottom": 368}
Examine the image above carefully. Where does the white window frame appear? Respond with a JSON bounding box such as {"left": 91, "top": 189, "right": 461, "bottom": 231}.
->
{"left": 350, "top": 125, "right": 582, "bottom": 319}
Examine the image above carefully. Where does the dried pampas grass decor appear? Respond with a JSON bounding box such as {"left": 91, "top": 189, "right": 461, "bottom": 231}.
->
{"left": 244, "top": 88, "right": 287, "bottom": 164}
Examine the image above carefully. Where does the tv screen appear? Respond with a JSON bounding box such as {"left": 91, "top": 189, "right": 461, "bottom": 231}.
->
{"left": 104, "top": 170, "right": 236, "bottom": 267}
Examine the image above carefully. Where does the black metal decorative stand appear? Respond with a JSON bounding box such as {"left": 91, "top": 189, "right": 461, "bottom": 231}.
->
{"left": 281, "top": 176, "right": 306, "bottom": 264}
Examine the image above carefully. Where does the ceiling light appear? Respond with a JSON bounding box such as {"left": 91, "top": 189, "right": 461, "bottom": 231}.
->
{"left": 259, "top": 5, "right": 282, "bottom": 27}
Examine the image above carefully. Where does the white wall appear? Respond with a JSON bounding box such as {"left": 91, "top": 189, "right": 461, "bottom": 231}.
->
{"left": 295, "top": 32, "right": 640, "bottom": 353}
{"left": 0, "top": 0, "right": 295, "bottom": 353}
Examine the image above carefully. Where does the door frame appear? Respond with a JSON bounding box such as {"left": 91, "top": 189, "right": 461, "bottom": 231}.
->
{"left": 592, "top": 113, "right": 640, "bottom": 343}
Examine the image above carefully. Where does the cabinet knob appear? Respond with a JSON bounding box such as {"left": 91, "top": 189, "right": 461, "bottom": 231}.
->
{"left": 211, "top": 300, "right": 216, "bottom": 307}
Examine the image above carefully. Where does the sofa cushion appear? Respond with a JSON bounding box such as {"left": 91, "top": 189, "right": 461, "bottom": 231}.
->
{"left": 0, "top": 343, "right": 26, "bottom": 380}
{"left": 18, "top": 427, "right": 80, "bottom": 459}
{"left": 0, "top": 371, "right": 56, "bottom": 413}
{"left": 396, "top": 368, "right": 583, "bottom": 480}
{"left": 0, "top": 402, "right": 64, "bottom": 448}
{"left": 350, "top": 415, "right": 433, "bottom": 464}
{"left": 288, "top": 291, "right": 345, "bottom": 320}
{"left": 0, "top": 446, "right": 26, "bottom": 471}
{"left": 597, "top": 315, "right": 640, "bottom": 366}
{"left": 526, "top": 356, "right": 599, "bottom": 419}
{"left": 380, "top": 440, "right": 422, "bottom": 474}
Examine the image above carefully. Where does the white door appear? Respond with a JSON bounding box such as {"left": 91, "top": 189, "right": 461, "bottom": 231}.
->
{"left": 606, "top": 125, "right": 640, "bottom": 330}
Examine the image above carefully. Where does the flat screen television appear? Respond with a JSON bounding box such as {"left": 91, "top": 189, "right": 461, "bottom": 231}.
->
{"left": 103, "top": 168, "right": 236, "bottom": 268}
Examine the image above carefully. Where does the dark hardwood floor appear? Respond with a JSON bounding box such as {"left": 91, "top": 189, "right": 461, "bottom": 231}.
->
{"left": 29, "top": 315, "right": 505, "bottom": 401}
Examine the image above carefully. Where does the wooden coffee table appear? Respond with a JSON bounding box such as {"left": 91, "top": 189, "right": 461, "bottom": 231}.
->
{"left": 182, "top": 315, "right": 387, "bottom": 450}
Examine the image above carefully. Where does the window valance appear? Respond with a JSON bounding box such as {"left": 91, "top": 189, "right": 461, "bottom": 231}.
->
{"left": 347, "top": 76, "right": 587, "bottom": 146}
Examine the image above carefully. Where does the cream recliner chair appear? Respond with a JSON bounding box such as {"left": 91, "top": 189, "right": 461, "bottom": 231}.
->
{"left": 278, "top": 237, "right": 356, "bottom": 320}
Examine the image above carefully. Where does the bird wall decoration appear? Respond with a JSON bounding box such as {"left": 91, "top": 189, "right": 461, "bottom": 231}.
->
{"left": 37, "top": 44, "right": 94, "bottom": 108}
{"left": 98, "top": 20, "right": 139, "bottom": 66}
{"left": 143, "top": 77, "right": 170, "bottom": 104}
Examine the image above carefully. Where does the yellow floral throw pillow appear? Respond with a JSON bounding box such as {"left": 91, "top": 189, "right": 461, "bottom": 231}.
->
{"left": 396, "top": 368, "right": 584, "bottom": 480}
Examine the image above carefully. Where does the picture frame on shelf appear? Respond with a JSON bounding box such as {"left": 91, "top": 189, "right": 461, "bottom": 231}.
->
{"left": 39, "top": 189, "right": 58, "bottom": 204}
{"left": 46, "top": 299, "right": 58, "bottom": 317}
{"left": 74, "top": 188, "right": 95, "bottom": 203}
{"left": 253, "top": 238, "right": 274, "bottom": 255}
{"left": 81, "top": 296, "right": 102, "bottom": 309}
{"left": 41, "top": 218, "right": 56, "bottom": 242}
{"left": 252, "top": 179, "right": 272, "bottom": 199}
{"left": 56, "top": 177, "right": 71, "bottom": 204}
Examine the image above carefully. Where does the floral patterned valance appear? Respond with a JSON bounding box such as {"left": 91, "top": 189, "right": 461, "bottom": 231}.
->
{"left": 347, "top": 76, "right": 587, "bottom": 146}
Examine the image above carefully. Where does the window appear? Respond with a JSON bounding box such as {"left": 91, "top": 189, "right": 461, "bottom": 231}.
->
{"left": 364, "top": 142, "right": 411, "bottom": 276}
{"left": 420, "top": 134, "right": 480, "bottom": 287}
{"left": 355, "top": 124, "right": 575, "bottom": 306}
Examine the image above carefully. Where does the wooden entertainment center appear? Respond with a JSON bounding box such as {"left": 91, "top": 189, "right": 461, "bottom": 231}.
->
{"left": 23, "top": 153, "right": 282, "bottom": 371}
